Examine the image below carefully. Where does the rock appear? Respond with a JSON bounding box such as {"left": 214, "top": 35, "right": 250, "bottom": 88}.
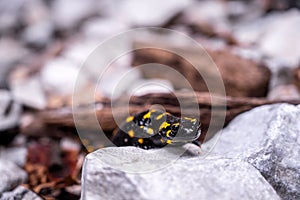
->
{"left": 182, "top": 0, "right": 230, "bottom": 33}
{"left": 268, "top": 84, "right": 300, "bottom": 100}
{"left": 41, "top": 58, "right": 80, "bottom": 95}
{"left": 258, "top": 10, "right": 300, "bottom": 67}
{"left": 0, "top": 0, "right": 25, "bottom": 32}
{"left": 0, "top": 186, "right": 42, "bottom": 200}
{"left": 63, "top": 39, "right": 105, "bottom": 66}
{"left": 0, "top": 90, "right": 21, "bottom": 145}
{"left": 264, "top": 58, "right": 294, "bottom": 90}
{"left": 82, "top": 18, "right": 129, "bottom": 40}
{"left": 227, "top": 1, "right": 263, "bottom": 22}
{"left": 0, "top": 38, "right": 30, "bottom": 87}
{"left": 9, "top": 68, "right": 47, "bottom": 110}
{"left": 118, "top": 0, "right": 191, "bottom": 26}
{"left": 127, "top": 78, "right": 174, "bottom": 96}
{"left": 22, "top": 20, "right": 54, "bottom": 47}
{"left": 0, "top": 159, "right": 27, "bottom": 193}
{"left": 97, "top": 65, "right": 141, "bottom": 98}
{"left": 258, "top": 0, "right": 300, "bottom": 12}
{"left": 0, "top": 147, "right": 27, "bottom": 167}
{"left": 81, "top": 147, "right": 280, "bottom": 200}
{"left": 51, "top": 0, "right": 97, "bottom": 30}
{"left": 20, "top": 0, "right": 53, "bottom": 47}
{"left": 210, "top": 104, "right": 300, "bottom": 200}
{"left": 234, "top": 9, "right": 300, "bottom": 67}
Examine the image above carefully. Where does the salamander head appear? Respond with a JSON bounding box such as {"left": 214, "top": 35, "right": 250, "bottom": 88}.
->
{"left": 169, "top": 116, "right": 201, "bottom": 143}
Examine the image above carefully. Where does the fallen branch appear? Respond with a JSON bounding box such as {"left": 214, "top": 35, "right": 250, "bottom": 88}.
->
{"left": 39, "top": 92, "right": 300, "bottom": 143}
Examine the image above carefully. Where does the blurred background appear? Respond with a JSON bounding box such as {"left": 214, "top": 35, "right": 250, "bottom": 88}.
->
{"left": 1, "top": 0, "right": 300, "bottom": 199}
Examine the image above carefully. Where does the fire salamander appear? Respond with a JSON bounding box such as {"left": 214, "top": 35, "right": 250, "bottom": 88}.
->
{"left": 112, "top": 109, "right": 201, "bottom": 149}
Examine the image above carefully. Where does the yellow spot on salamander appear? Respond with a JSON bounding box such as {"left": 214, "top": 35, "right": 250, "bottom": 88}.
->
{"left": 138, "top": 138, "right": 144, "bottom": 144}
{"left": 184, "top": 117, "right": 197, "bottom": 122}
{"left": 147, "top": 128, "right": 154, "bottom": 135}
{"left": 160, "top": 139, "right": 165, "bottom": 143}
{"left": 156, "top": 113, "right": 165, "bottom": 120}
{"left": 159, "top": 121, "right": 170, "bottom": 130}
{"left": 128, "top": 130, "right": 134, "bottom": 138}
{"left": 166, "top": 130, "right": 171, "bottom": 137}
{"left": 143, "top": 111, "right": 151, "bottom": 119}
{"left": 173, "top": 122, "right": 180, "bottom": 127}
{"left": 166, "top": 140, "right": 172, "bottom": 144}
{"left": 126, "top": 116, "right": 134, "bottom": 122}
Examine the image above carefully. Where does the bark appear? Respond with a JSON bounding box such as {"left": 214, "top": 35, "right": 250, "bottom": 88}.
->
{"left": 39, "top": 92, "right": 300, "bottom": 143}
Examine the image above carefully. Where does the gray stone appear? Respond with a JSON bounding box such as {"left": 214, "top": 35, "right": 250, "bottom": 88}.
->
{"left": 0, "top": 147, "right": 27, "bottom": 167}
{"left": 0, "top": 38, "right": 30, "bottom": 87}
{"left": 10, "top": 74, "right": 47, "bottom": 110}
{"left": 210, "top": 104, "right": 300, "bottom": 200}
{"left": 0, "top": 160, "right": 27, "bottom": 193}
{"left": 0, "top": 90, "right": 21, "bottom": 130}
{"left": 0, "top": 90, "right": 22, "bottom": 145}
{"left": 51, "top": 0, "right": 97, "bottom": 29}
{"left": 41, "top": 58, "right": 80, "bottom": 95}
{"left": 20, "top": 0, "right": 53, "bottom": 47}
{"left": 258, "top": 10, "right": 300, "bottom": 67}
{"left": 234, "top": 9, "right": 300, "bottom": 67}
{"left": 22, "top": 20, "right": 54, "bottom": 47}
{"left": 118, "top": 0, "right": 191, "bottom": 26}
{"left": 126, "top": 78, "right": 174, "bottom": 96}
{"left": 183, "top": 0, "right": 230, "bottom": 32}
{"left": 0, "top": 186, "right": 42, "bottom": 200}
{"left": 81, "top": 147, "right": 280, "bottom": 200}
{"left": 82, "top": 18, "right": 129, "bottom": 40}
{"left": 0, "top": 0, "right": 25, "bottom": 32}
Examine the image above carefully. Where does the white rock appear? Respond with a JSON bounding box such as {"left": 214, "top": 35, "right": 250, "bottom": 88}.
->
{"left": 0, "top": 90, "right": 21, "bottom": 131}
{"left": 0, "top": 147, "right": 27, "bottom": 167}
{"left": 0, "top": 0, "right": 25, "bottom": 32}
{"left": 259, "top": 10, "right": 300, "bottom": 66}
{"left": 22, "top": 20, "right": 54, "bottom": 46}
{"left": 99, "top": 65, "right": 141, "bottom": 98}
{"left": 0, "top": 159, "right": 27, "bottom": 193}
{"left": 234, "top": 9, "right": 300, "bottom": 67}
{"left": 63, "top": 39, "right": 105, "bottom": 66}
{"left": 21, "top": 0, "right": 49, "bottom": 25}
{"left": 210, "top": 104, "right": 300, "bottom": 200}
{"left": 20, "top": 0, "right": 53, "bottom": 46}
{"left": 0, "top": 186, "right": 42, "bottom": 200}
{"left": 41, "top": 58, "right": 80, "bottom": 95}
{"left": 0, "top": 38, "right": 29, "bottom": 87}
{"left": 82, "top": 18, "right": 129, "bottom": 40}
{"left": 127, "top": 79, "right": 174, "bottom": 96}
{"left": 118, "top": 0, "right": 192, "bottom": 26}
{"left": 51, "top": 0, "right": 97, "bottom": 29}
{"left": 10, "top": 75, "right": 47, "bottom": 110}
{"left": 183, "top": 0, "right": 230, "bottom": 33}
{"left": 81, "top": 147, "right": 280, "bottom": 200}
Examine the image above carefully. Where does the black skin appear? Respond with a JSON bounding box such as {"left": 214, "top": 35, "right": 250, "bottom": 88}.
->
{"left": 112, "top": 109, "right": 201, "bottom": 150}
